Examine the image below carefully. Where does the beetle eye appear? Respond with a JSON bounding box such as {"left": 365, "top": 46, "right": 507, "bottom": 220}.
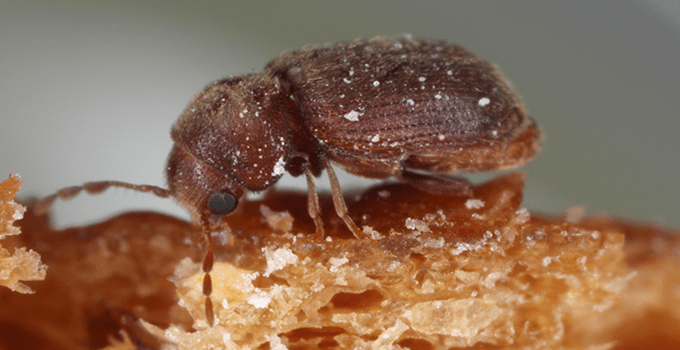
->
{"left": 208, "top": 192, "right": 238, "bottom": 215}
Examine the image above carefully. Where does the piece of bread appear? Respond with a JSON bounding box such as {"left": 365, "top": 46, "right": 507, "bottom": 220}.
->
{"left": 1, "top": 173, "right": 678, "bottom": 349}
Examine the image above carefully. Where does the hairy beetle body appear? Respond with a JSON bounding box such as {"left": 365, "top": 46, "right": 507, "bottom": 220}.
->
{"left": 167, "top": 37, "right": 541, "bottom": 228}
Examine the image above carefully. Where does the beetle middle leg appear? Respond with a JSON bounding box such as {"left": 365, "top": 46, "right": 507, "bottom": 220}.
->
{"left": 398, "top": 168, "right": 473, "bottom": 197}
{"left": 325, "top": 160, "right": 370, "bottom": 239}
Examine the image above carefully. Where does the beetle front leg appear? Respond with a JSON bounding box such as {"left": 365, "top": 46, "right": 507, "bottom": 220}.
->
{"left": 303, "top": 165, "right": 325, "bottom": 238}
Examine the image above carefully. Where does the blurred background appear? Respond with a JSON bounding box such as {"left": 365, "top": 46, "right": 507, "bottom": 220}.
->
{"left": 2, "top": 1, "right": 679, "bottom": 228}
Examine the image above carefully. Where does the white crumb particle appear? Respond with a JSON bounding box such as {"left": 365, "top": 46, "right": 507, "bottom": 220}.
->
{"left": 343, "top": 110, "right": 361, "bottom": 121}
{"left": 238, "top": 272, "right": 259, "bottom": 293}
{"left": 222, "top": 332, "right": 232, "bottom": 345}
{"left": 247, "top": 291, "right": 272, "bottom": 309}
{"left": 312, "top": 283, "right": 325, "bottom": 292}
{"left": 373, "top": 80, "right": 380, "bottom": 87}
{"left": 450, "top": 242, "right": 473, "bottom": 255}
{"left": 514, "top": 208, "right": 531, "bottom": 224}
{"left": 326, "top": 236, "right": 332, "bottom": 242}
{"left": 221, "top": 299, "right": 229, "bottom": 309}
{"left": 268, "top": 335, "right": 287, "bottom": 350}
{"left": 263, "top": 247, "right": 299, "bottom": 277}
{"left": 471, "top": 213, "right": 485, "bottom": 220}
{"left": 363, "top": 226, "right": 383, "bottom": 239}
{"left": 272, "top": 156, "right": 286, "bottom": 177}
{"left": 478, "top": 97, "right": 491, "bottom": 106}
{"left": 465, "top": 199, "right": 485, "bottom": 209}
{"left": 577, "top": 256, "right": 587, "bottom": 267}
{"left": 437, "top": 134, "right": 445, "bottom": 141}
{"left": 422, "top": 237, "right": 445, "bottom": 248}
{"left": 387, "top": 261, "right": 401, "bottom": 271}
{"left": 329, "top": 256, "right": 349, "bottom": 272}
{"left": 405, "top": 218, "right": 431, "bottom": 233}
{"left": 418, "top": 76, "right": 426, "bottom": 82}
{"left": 13, "top": 207, "right": 24, "bottom": 220}
{"left": 543, "top": 257, "right": 552, "bottom": 266}
{"left": 371, "top": 134, "right": 380, "bottom": 143}
{"left": 420, "top": 279, "right": 435, "bottom": 293}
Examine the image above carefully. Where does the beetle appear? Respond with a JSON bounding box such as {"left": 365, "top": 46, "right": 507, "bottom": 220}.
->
{"left": 36, "top": 37, "right": 542, "bottom": 325}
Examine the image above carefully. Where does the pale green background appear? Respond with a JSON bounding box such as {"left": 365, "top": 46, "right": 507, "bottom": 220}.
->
{"left": 2, "top": 1, "right": 679, "bottom": 228}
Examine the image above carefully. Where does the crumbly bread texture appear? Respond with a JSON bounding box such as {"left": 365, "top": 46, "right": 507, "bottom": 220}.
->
{"left": 0, "top": 174, "right": 46, "bottom": 294}
{"left": 1, "top": 173, "right": 679, "bottom": 349}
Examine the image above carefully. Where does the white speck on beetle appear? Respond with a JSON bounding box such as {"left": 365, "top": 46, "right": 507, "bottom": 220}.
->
{"left": 478, "top": 97, "right": 491, "bottom": 107}
{"left": 343, "top": 78, "right": 351, "bottom": 84}
{"left": 447, "top": 70, "right": 453, "bottom": 75}
{"left": 434, "top": 94, "right": 442, "bottom": 99}
{"left": 418, "top": 77, "right": 426, "bottom": 82}
{"left": 343, "top": 110, "right": 361, "bottom": 122}
{"left": 437, "top": 134, "right": 445, "bottom": 141}
{"left": 371, "top": 134, "right": 380, "bottom": 143}
{"left": 373, "top": 80, "right": 380, "bottom": 87}
{"left": 272, "top": 156, "right": 286, "bottom": 177}
{"left": 406, "top": 99, "right": 415, "bottom": 106}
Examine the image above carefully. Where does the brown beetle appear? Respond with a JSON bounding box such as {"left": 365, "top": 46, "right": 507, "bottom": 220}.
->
{"left": 36, "top": 37, "right": 542, "bottom": 325}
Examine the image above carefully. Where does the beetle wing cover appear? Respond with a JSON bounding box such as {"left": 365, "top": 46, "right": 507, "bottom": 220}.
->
{"left": 267, "top": 37, "right": 538, "bottom": 174}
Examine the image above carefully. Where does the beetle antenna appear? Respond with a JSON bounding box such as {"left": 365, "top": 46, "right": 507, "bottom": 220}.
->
{"left": 200, "top": 218, "right": 216, "bottom": 326}
{"left": 34, "top": 181, "right": 171, "bottom": 215}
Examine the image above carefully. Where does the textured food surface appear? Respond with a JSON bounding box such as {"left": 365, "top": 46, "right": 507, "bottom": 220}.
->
{"left": 1, "top": 173, "right": 679, "bottom": 349}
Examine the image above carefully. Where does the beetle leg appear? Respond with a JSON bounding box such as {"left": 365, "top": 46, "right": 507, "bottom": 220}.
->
{"left": 303, "top": 166, "right": 325, "bottom": 237}
{"left": 325, "top": 161, "right": 370, "bottom": 239}
{"left": 398, "top": 168, "right": 473, "bottom": 196}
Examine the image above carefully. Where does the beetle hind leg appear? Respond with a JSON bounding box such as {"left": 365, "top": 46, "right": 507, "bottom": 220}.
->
{"left": 398, "top": 168, "right": 473, "bottom": 197}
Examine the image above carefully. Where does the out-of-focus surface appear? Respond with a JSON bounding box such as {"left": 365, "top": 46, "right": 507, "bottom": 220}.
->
{"left": 1, "top": 1, "right": 679, "bottom": 227}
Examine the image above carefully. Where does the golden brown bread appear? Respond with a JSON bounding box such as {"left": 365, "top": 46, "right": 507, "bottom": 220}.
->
{"left": 1, "top": 173, "right": 679, "bottom": 349}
